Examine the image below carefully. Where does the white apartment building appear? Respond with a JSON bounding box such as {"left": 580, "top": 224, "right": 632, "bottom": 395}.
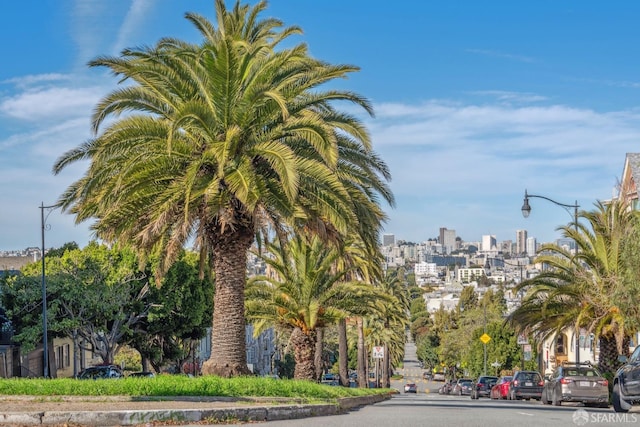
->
{"left": 414, "top": 262, "right": 438, "bottom": 277}
{"left": 457, "top": 267, "right": 486, "bottom": 284}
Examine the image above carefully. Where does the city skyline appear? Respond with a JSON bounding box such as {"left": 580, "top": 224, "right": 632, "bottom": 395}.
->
{"left": 2, "top": 1, "right": 640, "bottom": 251}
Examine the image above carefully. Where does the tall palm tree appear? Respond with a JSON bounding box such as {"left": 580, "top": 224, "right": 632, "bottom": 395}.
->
{"left": 508, "top": 199, "right": 636, "bottom": 376}
{"left": 53, "top": 0, "right": 392, "bottom": 377}
{"left": 245, "top": 234, "right": 379, "bottom": 380}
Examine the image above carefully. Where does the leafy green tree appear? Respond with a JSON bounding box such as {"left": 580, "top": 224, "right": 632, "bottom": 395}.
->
{"left": 130, "top": 251, "right": 213, "bottom": 373}
{"left": 53, "top": 0, "right": 392, "bottom": 378}
{"left": 416, "top": 334, "right": 439, "bottom": 372}
{"left": 1, "top": 242, "right": 150, "bottom": 364}
{"left": 458, "top": 286, "right": 478, "bottom": 311}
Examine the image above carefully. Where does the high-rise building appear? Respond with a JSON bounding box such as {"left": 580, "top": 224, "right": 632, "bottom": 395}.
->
{"left": 382, "top": 233, "right": 395, "bottom": 247}
{"left": 501, "top": 240, "right": 513, "bottom": 255}
{"left": 526, "top": 236, "right": 537, "bottom": 256}
{"left": 481, "top": 235, "right": 497, "bottom": 252}
{"left": 516, "top": 230, "right": 527, "bottom": 255}
{"left": 439, "top": 227, "right": 457, "bottom": 254}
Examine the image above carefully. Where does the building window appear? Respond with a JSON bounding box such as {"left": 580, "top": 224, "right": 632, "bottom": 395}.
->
{"left": 556, "top": 334, "right": 566, "bottom": 355}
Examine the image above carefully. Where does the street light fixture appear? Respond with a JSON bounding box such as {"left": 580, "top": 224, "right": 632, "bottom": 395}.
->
{"left": 40, "top": 202, "right": 57, "bottom": 378}
{"left": 520, "top": 189, "right": 581, "bottom": 364}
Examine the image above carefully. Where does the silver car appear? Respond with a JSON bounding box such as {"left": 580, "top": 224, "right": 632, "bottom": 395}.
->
{"left": 542, "top": 362, "right": 609, "bottom": 407}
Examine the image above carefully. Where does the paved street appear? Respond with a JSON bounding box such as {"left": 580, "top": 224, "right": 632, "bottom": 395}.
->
{"left": 214, "top": 339, "right": 638, "bottom": 427}
{"left": 242, "top": 392, "right": 638, "bottom": 427}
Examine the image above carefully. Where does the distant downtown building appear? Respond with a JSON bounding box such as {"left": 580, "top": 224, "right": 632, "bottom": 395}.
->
{"left": 382, "top": 233, "right": 395, "bottom": 247}
{"left": 439, "top": 227, "right": 457, "bottom": 254}
{"left": 516, "top": 229, "right": 527, "bottom": 255}
{"left": 526, "top": 236, "right": 537, "bottom": 257}
{"left": 481, "top": 235, "right": 497, "bottom": 253}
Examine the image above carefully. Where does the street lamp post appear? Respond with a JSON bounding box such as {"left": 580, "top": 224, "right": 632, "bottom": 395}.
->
{"left": 520, "top": 189, "right": 581, "bottom": 364}
{"left": 40, "top": 202, "right": 57, "bottom": 378}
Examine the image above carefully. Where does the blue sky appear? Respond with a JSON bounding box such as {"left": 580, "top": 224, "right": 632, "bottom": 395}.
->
{"left": 2, "top": 0, "right": 640, "bottom": 251}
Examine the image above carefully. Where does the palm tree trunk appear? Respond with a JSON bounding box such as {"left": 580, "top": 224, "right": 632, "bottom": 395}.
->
{"left": 382, "top": 343, "right": 390, "bottom": 388}
{"left": 597, "top": 334, "right": 621, "bottom": 378}
{"left": 598, "top": 333, "right": 631, "bottom": 376}
{"left": 201, "top": 226, "right": 253, "bottom": 377}
{"left": 291, "top": 327, "right": 317, "bottom": 380}
{"left": 357, "top": 317, "right": 367, "bottom": 388}
{"left": 338, "top": 318, "right": 349, "bottom": 387}
{"left": 315, "top": 327, "right": 324, "bottom": 381}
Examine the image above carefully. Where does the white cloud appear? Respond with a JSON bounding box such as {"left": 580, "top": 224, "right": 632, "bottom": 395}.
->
{"left": 112, "top": 0, "right": 155, "bottom": 55}
{"left": 366, "top": 100, "right": 639, "bottom": 243}
{"left": 0, "top": 86, "right": 103, "bottom": 121}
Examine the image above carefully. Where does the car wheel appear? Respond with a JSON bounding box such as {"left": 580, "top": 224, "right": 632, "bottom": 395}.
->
{"left": 613, "top": 382, "right": 631, "bottom": 413}
{"left": 552, "top": 388, "right": 561, "bottom": 406}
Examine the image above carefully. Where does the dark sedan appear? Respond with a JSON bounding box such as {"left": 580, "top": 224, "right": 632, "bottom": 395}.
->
{"left": 509, "top": 370, "right": 543, "bottom": 401}
{"left": 452, "top": 378, "right": 473, "bottom": 396}
{"left": 613, "top": 345, "right": 640, "bottom": 412}
{"left": 471, "top": 375, "right": 498, "bottom": 399}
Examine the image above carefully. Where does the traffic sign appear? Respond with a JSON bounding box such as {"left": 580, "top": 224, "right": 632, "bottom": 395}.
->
{"left": 372, "top": 346, "right": 384, "bottom": 359}
{"left": 480, "top": 333, "right": 491, "bottom": 344}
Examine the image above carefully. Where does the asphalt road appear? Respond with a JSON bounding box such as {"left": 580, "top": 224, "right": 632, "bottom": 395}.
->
{"left": 238, "top": 392, "right": 639, "bottom": 427}
{"left": 205, "top": 339, "right": 640, "bottom": 427}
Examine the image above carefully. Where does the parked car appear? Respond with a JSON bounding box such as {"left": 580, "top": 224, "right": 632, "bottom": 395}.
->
{"left": 490, "top": 376, "right": 513, "bottom": 400}
{"left": 471, "top": 375, "right": 498, "bottom": 399}
{"left": 422, "top": 371, "right": 433, "bottom": 381}
{"left": 509, "top": 370, "right": 543, "bottom": 401}
{"left": 613, "top": 345, "right": 640, "bottom": 412}
{"left": 321, "top": 373, "right": 339, "bottom": 386}
{"left": 404, "top": 383, "right": 418, "bottom": 393}
{"left": 432, "top": 372, "right": 446, "bottom": 382}
{"left": 128, "top": 371, "right": 155, "bottom": 378}
{"left": 77, "top": 364, "right": 124, "bottom": 380}
{"left": 452, "top": 378, "right": 473, "bottom": 396}
{"left": 542, "top": 362, "right": 608, "bottom": 407}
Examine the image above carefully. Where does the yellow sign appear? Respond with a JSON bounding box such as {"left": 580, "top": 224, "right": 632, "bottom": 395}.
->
{"left": 480, "top": 333, "right": 491, "bottom": 344}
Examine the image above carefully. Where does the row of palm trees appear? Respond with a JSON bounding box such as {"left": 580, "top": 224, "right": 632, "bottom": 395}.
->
{"left": 508, "top": 198, "right": 640, "bottom": 378}
{"left": 246, "top": 235, "right": 409, "bottom": 382}
{"left": 51, "top": 0, "right": 400, "bottom": 378}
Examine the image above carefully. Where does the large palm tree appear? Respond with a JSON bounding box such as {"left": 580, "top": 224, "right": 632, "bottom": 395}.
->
{"left": 508, "top": 199, "right": 636, "bottom": 376}
{"left": 53, "top": 0, "right": 392, "bottom": 377}
{"left": 245, "top": 235, "right": 379, "bottom": 380}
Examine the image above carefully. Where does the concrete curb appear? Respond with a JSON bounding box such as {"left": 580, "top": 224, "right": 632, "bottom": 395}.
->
{"left": 1, "top": 394, "right": 391, "bottom": 426}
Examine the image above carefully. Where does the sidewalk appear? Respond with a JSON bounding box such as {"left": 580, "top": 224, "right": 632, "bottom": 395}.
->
{"left": 0, "top": 394, "right": 391, "bottom": 426}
